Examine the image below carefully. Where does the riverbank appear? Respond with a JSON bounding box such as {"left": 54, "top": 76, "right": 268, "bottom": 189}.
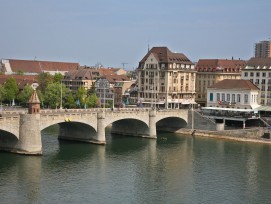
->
{"left": 176, "top": 128, "right": 271, "bottom": 144}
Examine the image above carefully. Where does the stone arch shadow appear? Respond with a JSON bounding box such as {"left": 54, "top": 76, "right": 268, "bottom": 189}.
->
{"left": 41, "top": 122, "right": 98, "bottom": 143}
{"left": 110, "top": 118, "right": 150, "bottom": 138}
{"left": 0, "top": 130, "right": 19, "bottom": 152}
{"left": 156, "top": 117, "right": 188, "bottom": 132}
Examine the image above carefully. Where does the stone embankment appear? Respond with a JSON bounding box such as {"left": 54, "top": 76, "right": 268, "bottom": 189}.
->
{"left": 177, "top": 127, "right": 271, "bottom": 144}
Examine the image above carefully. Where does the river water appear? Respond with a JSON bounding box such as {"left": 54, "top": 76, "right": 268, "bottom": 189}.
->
{"left": 1, "top": 126, "right": 271, "bottom": 204}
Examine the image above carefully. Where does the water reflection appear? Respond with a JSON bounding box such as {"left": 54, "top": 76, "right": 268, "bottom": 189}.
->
{"left": 1, "top": 129, "right": 271, "bottom": 203}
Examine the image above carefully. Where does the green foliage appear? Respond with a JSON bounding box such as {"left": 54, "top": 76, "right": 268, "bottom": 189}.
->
{"left": 53, "top": 73, "right": 63, "bottom": 83}
{"left": 16, "top": 70, "right": 24, "bottom": 75}
{"left": 4, "top": 77, "right": 19, "bottom": 102}
{"left": 76, "top": 87, "right": 87, "bottom": 107}
{"left": 37, "top": 89, "right": 44, "bottom": 108}
{"left": 17, "top": 85, "right": 33, "bottom": 107}
{"left": 65, "top": 92, "right": 76, "bottom": 108}
{"left": 0, "top": 85, "right": 6, "bottom": 102}
{"left": 107, "top": 100, "right": 113, "bottom": 108}
{"left": 44, "top": 82, "right": 68, "bottom": 109}
{"left": 37, "top": 72, "right": 53, "bottom": 94}
{"left": 88, "top": 93, "right": 98, "bottom": 108}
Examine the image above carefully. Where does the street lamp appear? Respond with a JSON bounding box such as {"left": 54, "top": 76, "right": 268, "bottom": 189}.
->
{"left": 60, "top": 82, "right": 63, "bottom": 109}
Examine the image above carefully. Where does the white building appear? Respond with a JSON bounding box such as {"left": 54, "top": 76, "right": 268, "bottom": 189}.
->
{"left": 207, "top": 79, "right": 260, "bottom": 109}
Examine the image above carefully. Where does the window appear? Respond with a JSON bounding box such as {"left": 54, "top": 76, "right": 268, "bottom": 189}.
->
{"left": 232, "top": 94, "right": 235, "bottom": 102}
{"left": 217, "top": 93, "right": 220, "bottom": 101}
{"left": 262, "top": 79, "right": 266, "bottom": 84}
{"left": 244, "top": 94, "right": 248, "bottom": 103}
{"left": 256, "top": 72, "right": 260, "bottom": 77}
{"left": 210, "top": 93, "right": 214, "bottom": 101}
{"left": 222, "top": 93, "right": 225, "bottom": 101}
{"left": 237, "top": 94, "right": 241, "bottom": 102}
{"left": 263, "top": 72, "right": 266, "bottom": 77}
{"left": 226, "top": 94, "right": 230, "bottom": 102}
{"left": 244, "top": 72, "right": 248, "bottom": 77}
{"left": 250, "top": 72, "right": 254, "bottom": 77}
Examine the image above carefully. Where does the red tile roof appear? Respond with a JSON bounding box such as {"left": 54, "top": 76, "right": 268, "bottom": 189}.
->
{"left": 246, "top": 57, "right": 271, "bottom": 67}
{"left": 196, "top": 59, "right": 246, "bottom": 72}
{"left": 105, "top": 74, "right": 130, "bottom": 83}
{"left": 7, "top": 59, "right": 79, "bottom": 73}
{"left": 208, "top": 79, "right": 259, "bottom": 90}
{"left": 0, "top": 75, "right": 38, "bottom": 89}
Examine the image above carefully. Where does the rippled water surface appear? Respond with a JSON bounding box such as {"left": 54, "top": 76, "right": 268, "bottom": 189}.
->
{"left": 1, "top": 126, "right": 271, "bottom": 203}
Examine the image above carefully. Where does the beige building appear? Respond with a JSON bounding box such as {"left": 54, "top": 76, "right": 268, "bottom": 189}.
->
{"left": 195, "top": 59, "right": 246, "bottom": 107}
{"left": 137, "top": 47, "right": 196, "bottom": 109}
{"left": 241, "top": 57, "right": 271, "bottom": 105}
{"left": 62, "top": 67, "right": 100, "bottom": 92}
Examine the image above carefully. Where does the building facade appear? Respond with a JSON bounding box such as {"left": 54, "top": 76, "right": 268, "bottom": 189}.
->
{"left": 241, "top": 57, "right": 271, "bottom": 106}
{"left": 137, "top": 47, "right": 196, "bottom": 109}
{"left": 195, "top": 59, "right": 246, "bottom": 107}
{"left": 207, "top": 79, "right": 260, "bottom": 109}
{"left": 62, "top": 67, "right": 100, "bottom": 92}
{"left": 255, "top": 40, "right": 271, "bottom": 58}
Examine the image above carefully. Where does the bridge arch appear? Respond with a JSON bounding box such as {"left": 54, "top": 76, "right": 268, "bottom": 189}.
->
{"left": 156, "top": 116, "right": 188, "bottom": 132}
{"left": 0, "top": 130, "right": 19, "bottom": 151}
{"left": 110, "top": 118, "right": 150, "bottom": 137}
{"left": 40, "top": 117, "right": 97, "bottom": 132}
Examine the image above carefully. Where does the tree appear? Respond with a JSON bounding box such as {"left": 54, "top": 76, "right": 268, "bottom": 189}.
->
{"left": 17, "top": 85, "right": 33, "bottom": 107}
{"left": 53, "top": 73, "right": 63, "bottom": 83}
{"left": 76, "top": 87, "right": 87, "bottom": 108}
{"left": 44, "top": 82, "right": 68, "bottom": 109}
{"left": 88, "top": 93, "right": 98, "bottom": 108}
{"left": 16, "top": 70, "right": 24, "bottom": 75}
{"left": 37, "top": 89, "right": 44, "bottom": 108}
{"left": 37, "top": 72, "right": 53, "bottom": 94}
{"left": 4, "top": 77, "right": 19, "bottom": 104}
{"left": 65, "top": 92, "right": 76, "bottom": 108}
{"left": 0, "top": 85, "right": 6, "bottom": 103}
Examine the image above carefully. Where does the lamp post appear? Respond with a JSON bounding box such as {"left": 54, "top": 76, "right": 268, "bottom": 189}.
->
{"left": 60, "top": 82, "right": 63, "bottom": 109}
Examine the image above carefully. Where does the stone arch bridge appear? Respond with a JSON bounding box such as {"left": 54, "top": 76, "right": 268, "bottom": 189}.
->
{"left": 0, "top": 108, "right": 188, "bottom": 155}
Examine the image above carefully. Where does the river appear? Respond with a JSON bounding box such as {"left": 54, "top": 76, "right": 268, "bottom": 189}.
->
{"left": 1, "top": 126, "right": 271, "bottom": 204}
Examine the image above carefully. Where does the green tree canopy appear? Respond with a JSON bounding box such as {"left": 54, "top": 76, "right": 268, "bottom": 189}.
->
{"left": 76, "top": 87, "right": 87, "bottom": 108}
{"left": 65, "top": 92, "right": 76, "bottom": 109}
{"left": 4, "top": 77, "right": 19, "bottom": 102}
{"left": 37, "top": 72, "right": 53, "bottom": 94}
{"left": 44, "top": 82, "right": 68, "bottom": 109}
{"left": 87, "top": 93, "right": 98, "bottom": 108}
{"left": 17, "top": 85, "right": 33, "bottom": 107}
{"left": 0, "top": 85, "right": 6, "bottom": 102}
{"left": 53, "top": 72, "right": 63, "bottom": 83}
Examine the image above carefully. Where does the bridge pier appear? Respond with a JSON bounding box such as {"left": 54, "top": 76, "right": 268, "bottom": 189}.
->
{"left": 148, "top": 110, "right": 157, "bottom": 138}
{"left": 15, "top": 114, "right": 42, "bottom": 155}
{"left": 96, "top": 112, "right": 106, "bottom": 144}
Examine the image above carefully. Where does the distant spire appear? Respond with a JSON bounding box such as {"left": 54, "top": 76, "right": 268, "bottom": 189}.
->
{"left": 148, "top": 40, "right": 150, "bottom": 52}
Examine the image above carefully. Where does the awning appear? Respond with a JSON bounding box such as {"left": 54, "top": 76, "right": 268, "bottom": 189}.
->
{"left": 256, "top": 106, "right": 271, "bottom": 112}
{"left": 181, "top": 101, "right": 197, "bottom": 105}
{"left": 202, "top": 107, "right": 254, "bottom": 112}
{"left": 142, "top": 101, "right": 165, "bottom": 104}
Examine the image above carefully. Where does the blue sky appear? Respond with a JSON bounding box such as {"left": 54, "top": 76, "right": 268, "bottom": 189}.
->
{"left": 0, "top": 0, "right": 270, "bottom": 69}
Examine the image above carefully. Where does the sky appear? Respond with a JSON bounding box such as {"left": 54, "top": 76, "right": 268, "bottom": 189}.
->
{"left": 0, "top": 0, "right": 271, "bottom": 70}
